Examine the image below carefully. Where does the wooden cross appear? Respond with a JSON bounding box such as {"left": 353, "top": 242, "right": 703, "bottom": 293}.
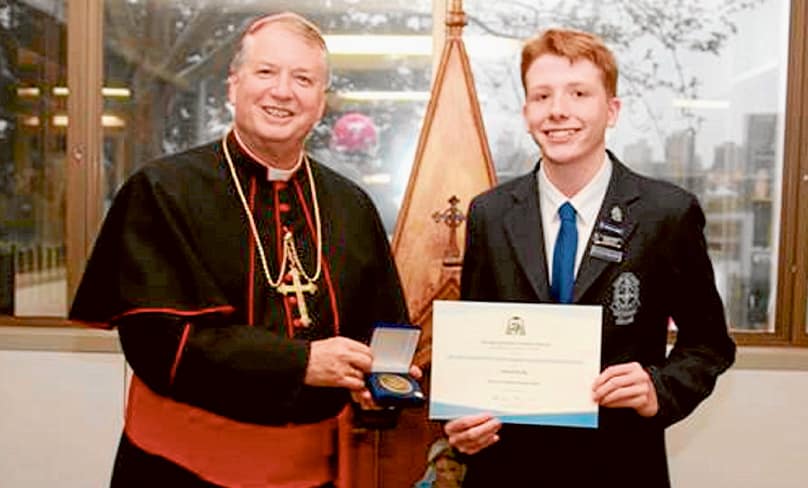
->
{"left": 277, "top": 265, "right": 317, "bottom": 327}
{"left": 432, "top": 195, "right": 466, "bottom": 266}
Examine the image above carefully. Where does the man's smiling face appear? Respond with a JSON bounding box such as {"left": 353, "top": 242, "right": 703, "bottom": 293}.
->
{"left": 522, "top": 54, "right": 620, "bottom": 170}
{"left": 227, "top": 23, "right": 327, "bottom": 161}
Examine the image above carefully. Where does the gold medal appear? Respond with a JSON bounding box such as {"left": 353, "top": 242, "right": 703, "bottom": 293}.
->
{"left": 378, "top": 373, "right": 413, "bottom": 395}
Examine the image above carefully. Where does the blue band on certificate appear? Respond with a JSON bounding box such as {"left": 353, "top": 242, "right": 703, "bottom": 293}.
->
{"left": 430, "top": 401, "right": 597, "bottom": 428}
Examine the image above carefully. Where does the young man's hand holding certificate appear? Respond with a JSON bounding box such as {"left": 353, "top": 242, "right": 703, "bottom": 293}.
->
{"left": 429, "top": 300, "right": 602, "bottom": 428}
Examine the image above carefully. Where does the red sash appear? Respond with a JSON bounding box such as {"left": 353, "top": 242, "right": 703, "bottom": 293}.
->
{"left": 125, "top": 375, "right": 351, "bottom": 487}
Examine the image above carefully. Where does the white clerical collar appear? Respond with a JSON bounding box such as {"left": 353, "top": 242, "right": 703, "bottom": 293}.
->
{"left": 232, "top": 129, "right": 303, "bottom": 182}
{"left": 265, "top": 160, "right": 302, "bottom": 182}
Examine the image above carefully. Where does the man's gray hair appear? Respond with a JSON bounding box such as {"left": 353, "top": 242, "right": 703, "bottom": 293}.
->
{"left": 229, "top": 12, "right": 331, "bottom": 88}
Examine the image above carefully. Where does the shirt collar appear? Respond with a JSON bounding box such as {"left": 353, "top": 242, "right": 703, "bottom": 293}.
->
{"left": 538, "top": 152, "right": 613, "bottom": 226}
{"left": 232, "top": 129, "right": 303, "bottom": 182}
{"left": 265, "top": 161, "right": 301, "bottom": 182}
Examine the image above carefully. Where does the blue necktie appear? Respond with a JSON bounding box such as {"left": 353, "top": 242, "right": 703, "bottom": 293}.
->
{"left": 551, "top": 202, "right": 577, "bottom": 304}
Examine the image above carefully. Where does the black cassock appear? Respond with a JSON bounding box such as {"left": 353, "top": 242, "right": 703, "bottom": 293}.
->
{"left": 70, "top": 133, "right": 408, "bottom": 485}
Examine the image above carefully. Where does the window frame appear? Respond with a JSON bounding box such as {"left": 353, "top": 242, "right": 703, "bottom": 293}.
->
{"left": 789, "top": 0, "right": 808, "bottom": 346}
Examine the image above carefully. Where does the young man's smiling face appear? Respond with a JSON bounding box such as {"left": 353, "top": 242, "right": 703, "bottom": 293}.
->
{"left": 522, "top": 54, "right": 620, "bottom": 171}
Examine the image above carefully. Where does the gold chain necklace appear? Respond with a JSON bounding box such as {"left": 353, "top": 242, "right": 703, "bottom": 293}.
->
{"left": 221, "top": 132, "right": 323, "bottom": 291}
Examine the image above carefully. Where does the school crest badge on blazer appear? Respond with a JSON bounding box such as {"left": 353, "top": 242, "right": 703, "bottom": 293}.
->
{"left": 611, "top": 272, "right": 640, "bottom": 325}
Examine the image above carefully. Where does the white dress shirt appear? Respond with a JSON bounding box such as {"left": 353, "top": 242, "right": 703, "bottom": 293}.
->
{"left": 538, "top": 154, "right": 613, "bottom": 285}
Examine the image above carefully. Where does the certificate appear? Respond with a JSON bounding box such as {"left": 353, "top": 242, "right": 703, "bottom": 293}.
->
{"left": 429, "top": 300, "right": 602, "bottom": 428}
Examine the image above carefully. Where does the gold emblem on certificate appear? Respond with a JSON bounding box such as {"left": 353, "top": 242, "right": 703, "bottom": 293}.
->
{"left": 378, "top": 373, "right": 414, "bottom": 395}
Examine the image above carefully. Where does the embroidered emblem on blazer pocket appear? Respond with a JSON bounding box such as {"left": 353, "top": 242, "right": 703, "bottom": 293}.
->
{"left": 610, "top": 272, "right": 640, "bottom": 325}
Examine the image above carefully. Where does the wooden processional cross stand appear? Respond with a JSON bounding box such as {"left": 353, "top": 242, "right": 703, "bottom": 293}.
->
{"left": 348, "top": 1, "right": 498, "bottom": 486}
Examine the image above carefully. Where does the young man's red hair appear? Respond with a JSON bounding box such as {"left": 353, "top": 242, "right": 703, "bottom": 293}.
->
{"left": 520, "top": 28, "right": 618, "bottom": 97}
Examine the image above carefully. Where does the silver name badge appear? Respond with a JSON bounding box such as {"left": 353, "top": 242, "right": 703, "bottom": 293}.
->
{"left": 597, "top": 221, "right": 624, "bottom": 237}
{"left": 591, "top": 244, "right": 623, "bottom": 263}
{"left": 593, "top": 233, "right": 623, "bottom": 250}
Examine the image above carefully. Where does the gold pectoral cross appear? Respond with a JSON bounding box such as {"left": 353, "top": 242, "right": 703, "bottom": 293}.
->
{"left": 277, "top": 265, "right": 318, "bottom": 327}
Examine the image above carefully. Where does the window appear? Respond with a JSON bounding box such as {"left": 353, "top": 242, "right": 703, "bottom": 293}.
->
{"left": 0, "top": 0, "right": 805, "bottom": 348}
{"left": 0, "top": 0, "right": 68, "bottom": 317}
{"left": 462, "top": 0, "right": 807, "bottom": 343}
{"left": 102, "top": 0, "right": 433, "bottom": 237}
